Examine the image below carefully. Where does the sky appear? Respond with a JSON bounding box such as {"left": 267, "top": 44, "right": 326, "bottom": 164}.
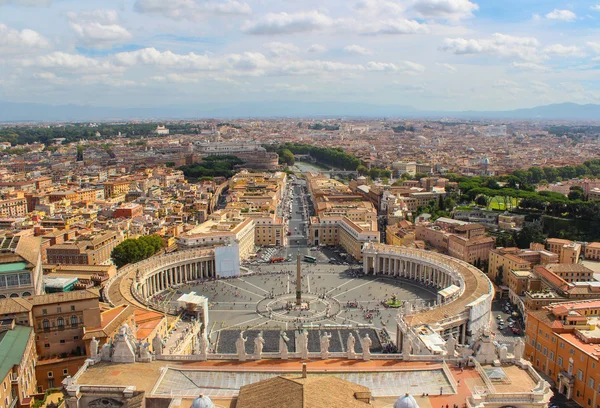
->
{"left": 1, "top": 0, "right": 600, "bottom": 111}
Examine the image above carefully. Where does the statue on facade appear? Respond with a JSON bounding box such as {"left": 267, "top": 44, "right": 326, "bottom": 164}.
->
{"left": 90, "top": 337, "right": 99, "bottom": 360}
{"left": 361, "top": 333, "right": 372, "bottom": 361}
{"left": 152, "top": 334, "right": 163, "bottom": 356}
{"left": 513, "top": 337, "right": 524, "bottom": 360}
{"left": 198, "top": 333, "right": 209, "bottom": 360}
{"left": 320, "top": 332, "right": 332, "bottom": 359}
{"left": 254, "top": 332, "right": 265, "bottom": 359}
{"left": 236, "top": 331, "right": 248, "bottom": 361}
{"left": 498, "top": 344, "right": 508, "bottom": 361}
{"left": 100, "top": 343, "right": 112, "bottom": 361}
{"left": 347, "top": 333, "right": 356, "bottom": 359}
{"left": 279, "top": 331, "right": 290, "bottom": 360}
{"left": 139, "top": 342, "right": 151, "bottom": 362}
{"left": 298, "top": 329, "right": 309, "bottom": 360}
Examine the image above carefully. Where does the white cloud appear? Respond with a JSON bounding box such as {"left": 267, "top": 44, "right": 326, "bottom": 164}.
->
{"left": 587, "top": 42, "right": 600, "bottom": 53}
{"left": 344, "top": 44, "right": 372, "bottom": 55}
{"left": 358, "top": 19, "right": 429, "bottom": 35}
{"left": 437, "top": 62, "right": 456, "bottom": 71}
{"left": 365, "top": 60, "right": 425, "bottom": 73}
{"left": 307, "top": 44, "right": 327, "bottom": 53}
{"left": 67, "top": 10, "right": 131, "bottom": 47}
{"left": 0, "top": 23, "right": 49, "bottom": 53}
{"left": 545, "top": 9, "right": 576, "bottom": 22}
{"left": 411, "top": 0, "right": 479, "bottom": 20}
{"left": 544, "top": 44, "right": 585, "bottom": 57}
{"left": 264, "top": 42, "right": 300, "bottom": 57}
{"left": 510, "top": 62, "right": 549, "bottom": 71}
{"left": 591, "top": 5, "right": 600, "bottom": 11}
{"left": 29, "top": 52, "right": 118, "bottom": 73}
{"left": 441, "top": 33, "right": 543, "bottom": 62}
{"left": 134, "top": 0, "right": 251, "bottom": 20}
{"left": 242, "top": 11, "right": 333, "bottom": 35}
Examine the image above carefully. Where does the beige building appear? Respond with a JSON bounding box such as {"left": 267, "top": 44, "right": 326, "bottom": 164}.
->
{"left": 546, "top": 238, "right": 581, "bottom": 264}
{"left": 178, "top": 210, "right": 256, "bottom": 260}
{"left": 252, "top": 214, "right": 286, "bottom": 247}
{"left": 45, "top": 230, "right": 123, "bottom": 266}
{"left": 584, "top": 242, "right": 600, "bottom": 261}
{"left": 544, "top": 263, "right": 594, "bottom": 283}
{"left": 447, "top": 224, "right": 495, "bottom": 264}
{"left": 0, "top": 234, "right": 43, "bottom": 299}
{"left": 488, "top": 246, "right": 557, "bottom": 285}
{"left": 309, "top": 216, "right": 379, "bottom": 260}
{"left": 0, "top": 323, "right": 37, "bottom": 408}
{"left": 0, "top": 197, "right": 28, "bottom": 217}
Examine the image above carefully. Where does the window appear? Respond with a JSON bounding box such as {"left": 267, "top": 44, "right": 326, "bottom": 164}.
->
{"left": 57, "top": 307, "right": 61, "bottom": 313}
{"left": 63, "top": 369, "right": 68, "bottom": 375}
{"left": 71, "top": 305, "right": 75, "bottom": 311}
{"left": 74, "top": 336, "right": 79, "bottom": 340}
{"left": 549, "top": 351, "right": 554, "bottom": 361}
{"left": 60, "top": 340, "right": 65, "bottom": 344}
{"left": 70, "top": 315, "right": 78, "bottom": 326}
{"left": 589, "top": 378, "right": 595, "bottom": 389}
{"left": 42, "top": 309, "right": 47, "bottom": 315}
{"left": 44, "top": 343, "right": 50, "bottom": 348}
{"left": 42, "top": 319, "right": 49, "bottom": 330}
{"left": 578, "top": 369, "right": 583, "bottom": 380}
{"left": 57, "top": 317, "right": 64, "bottom": 328}
{"left": 47, "top": 371, "right": 53, "bottom": 378}
{"left": 558, "top": 356, "right": 563, "bottom": 367}
{"left": 560, "top": 342, "right": 564, "bottom": 349}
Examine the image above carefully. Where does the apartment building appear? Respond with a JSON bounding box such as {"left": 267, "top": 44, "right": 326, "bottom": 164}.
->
{"left": 45, "top": 231, "right": 123, "bottom": 265}
{"left": 103, "top": 181, "right": 130, "bottom": 198}
{"left": 545, "top": 264, "right": 595, "bottom": 284}
{"left": 0, "top": 289, "right": 101, "bottom": 391}
{"left": 0, "top": 234, "right": 43, "bottom": 299}
{"left": 385, "top": 220, "right": 415, "bottom": 247}
{"left": 525, "top": 300, "right": 600, "bottom": 407}
{"left": 251, "top": 214, "right": 286, "bottom": 247}
{"left": 488, "top": 246, "right": 558, "bottom": 285}
{"left": 447, "top": 224, "right": 495, "bottom": 264}
{"left": 584, "top": 242, "right": 600, "bottom": 261}
{"left": 546, "top": 238, "right": 582, "bottom": 264}
{"left": 309, "top": 215, "right": 379, "bottom": 260}
{"left": 0, "top": 198, "right": 28, "bottom": 217}
{"left": 0, "top": 322, "right": 37, "bottom": 408}
{"left": 178, "top": 210, "right": 255, "bottom": 260}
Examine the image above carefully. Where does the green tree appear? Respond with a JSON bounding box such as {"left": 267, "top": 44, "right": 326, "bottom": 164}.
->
{"left": 515, "top": 221, "right": 545, "bottom": 249}
{"left": 111, "top": 235, "right": 164, "bottom": 268}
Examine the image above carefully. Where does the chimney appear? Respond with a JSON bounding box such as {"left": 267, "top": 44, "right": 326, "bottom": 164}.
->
{"left": 302, "top": 363, "right": 307, "bottom": 378}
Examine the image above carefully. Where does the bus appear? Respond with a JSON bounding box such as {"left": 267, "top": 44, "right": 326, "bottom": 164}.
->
{"left": 303, "top": 255, "right": 317, "bottom": 263}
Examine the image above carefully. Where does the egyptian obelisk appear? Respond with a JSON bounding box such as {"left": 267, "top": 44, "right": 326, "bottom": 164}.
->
{"left": 296, "top": 251, "right": 302, "bottom": 305}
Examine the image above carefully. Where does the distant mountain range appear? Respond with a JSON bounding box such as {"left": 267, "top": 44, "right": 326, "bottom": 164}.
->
{"left": 1, "top": 100, "right": 599, "bottom": 122}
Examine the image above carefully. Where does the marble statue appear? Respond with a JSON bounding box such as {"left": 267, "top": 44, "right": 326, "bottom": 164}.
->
{"left": 90, "top": 337, "right": 99, "bottom": 360}
{"left": 139, "top": 342, "right": 151, "bottom": 362}
{"left": 568, "top": 357, "right": 574, "bottom": 376}
{"left": 152, "top": 334, "right": 163, "bottom": 356}
{"left": 279, "top": 331, "right": 290, "bottom": 360}
{"left": 445, "top": 335, "right": 457, "bottom": 357}
{"left": 111, "top": 324, "right": 136, "bottom": 363}
{"left": 320, "top": 332, "right": 332, "bottom": 359}
{"left": 100, "top": 343, "right": 111, "bottom": 361}
{"left": 361, "top": 333, "right": 372, "bottom": 361}
{"left": 346, "top": 333, "right": 356, "bottom": 359}
{"left": 198, "top": 334, "right": 209, "bottom": 360}
{"left": 254, "top": 332, "right": 265, "bottom": 359}
{"left": 513, "top": 337, "right": 524, "bottom": 360}
{"left": 298, "top": 329, "right": 309, "bottom": 360}
{"left": 498, "top": 344, "right": 508, "bottom": 361}
{"left": 236, "top": 332, "right": 248, "bottom": 361}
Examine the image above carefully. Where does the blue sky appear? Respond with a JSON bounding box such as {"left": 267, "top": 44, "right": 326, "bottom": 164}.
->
{"left": 1, "top": 0, "right": 600, "bottom": 111}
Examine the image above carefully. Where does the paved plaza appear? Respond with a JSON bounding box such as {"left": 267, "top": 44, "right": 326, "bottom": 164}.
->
{"left": 171, "top": 263, "right": 437, "bottom": 346}
{"left": 154, "top": 367, "right": 454, "bottom": 398}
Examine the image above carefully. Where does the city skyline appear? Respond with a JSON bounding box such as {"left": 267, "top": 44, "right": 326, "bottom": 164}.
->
{"left": 2, "top": 0, "right": 600, "bottom": 112}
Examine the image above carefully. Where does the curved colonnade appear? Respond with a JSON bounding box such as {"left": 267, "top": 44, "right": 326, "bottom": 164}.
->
{"left": 362, "top": 243, "right": 493, "bottom": 345}
{"left": 131, "top": 248, "right": 216, "bottom": 304}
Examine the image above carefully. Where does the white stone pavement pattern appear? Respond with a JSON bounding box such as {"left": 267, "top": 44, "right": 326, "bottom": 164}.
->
{"left": 153, "top": 368, "right": 453, "bottom": 398}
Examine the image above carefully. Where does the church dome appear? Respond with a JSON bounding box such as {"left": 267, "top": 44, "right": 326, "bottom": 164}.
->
{"left": 394, "top": 393, "right": 420, "bottom": 408}
{"left": 191, "top": 394, "right": 215, "bottom": 408}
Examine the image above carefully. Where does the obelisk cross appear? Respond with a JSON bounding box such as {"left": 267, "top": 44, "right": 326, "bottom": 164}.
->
{"left": 296, "top": 250, "right": 302, "bottom": 305}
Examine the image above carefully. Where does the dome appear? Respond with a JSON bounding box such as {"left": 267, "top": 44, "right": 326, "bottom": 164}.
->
{"left": 394, "top": 393, "right": 420, "bottom": 408}
{"left": 191, "top": 395, "right": 215, "bottom": 408}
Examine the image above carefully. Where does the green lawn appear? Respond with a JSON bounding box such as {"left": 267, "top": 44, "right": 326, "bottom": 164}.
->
{"left": 488, "top": 196, "right": 519, "bottom": 211}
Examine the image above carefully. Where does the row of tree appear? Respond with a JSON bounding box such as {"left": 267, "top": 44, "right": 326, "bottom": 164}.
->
{"left": 178, "top": 155, "right": 244, "bottom": 179}
{"left": 268, "top": 143, "right": 362, "bottom": 170}
{"left": 111, "top": 235, "right": 164, "bottom": 268}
